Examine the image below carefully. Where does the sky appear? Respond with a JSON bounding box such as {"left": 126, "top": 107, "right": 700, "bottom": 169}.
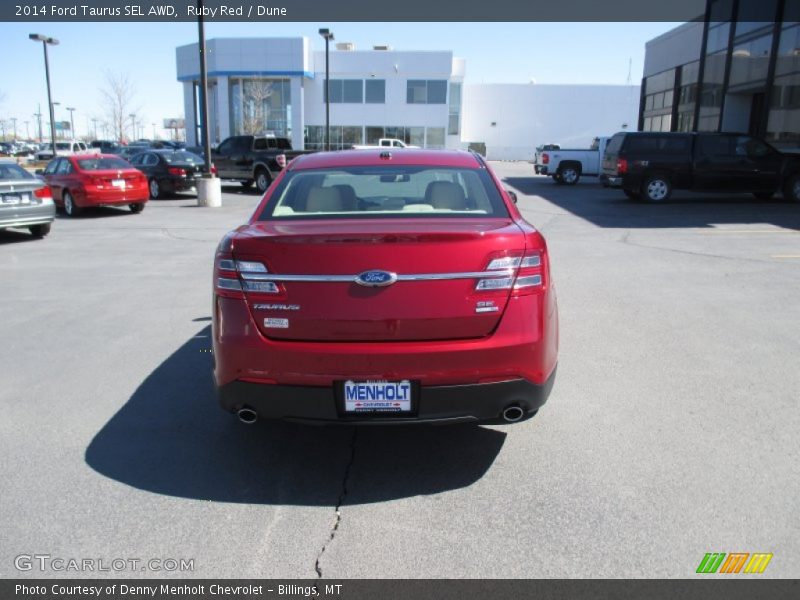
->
{"left": 0, "top": 21, "right": 681, "bottom": 140}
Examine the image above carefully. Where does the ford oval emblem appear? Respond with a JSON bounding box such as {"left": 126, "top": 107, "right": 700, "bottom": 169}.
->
{"left": 354, "top": 270, "right": 397, "bottom": 287}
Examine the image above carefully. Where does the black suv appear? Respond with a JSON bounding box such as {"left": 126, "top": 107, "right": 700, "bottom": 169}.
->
{"left": 600, "top": 132, "right": 800, "bottom": 203}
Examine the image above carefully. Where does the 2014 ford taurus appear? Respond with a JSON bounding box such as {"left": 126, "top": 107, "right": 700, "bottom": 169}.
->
{"left": 212, "top": 150, "right": 558, "bottom": 425}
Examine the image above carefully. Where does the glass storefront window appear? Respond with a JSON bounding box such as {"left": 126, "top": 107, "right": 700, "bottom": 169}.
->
{"left": 426, "top": 127, "right": 445, "bottom": 148}
{"left": 767, "top": 73, "right": 800, "bottom": 147}
{"left": 706, "top": 23, "right": 731, "bottom": 54}
{"left": 776, "top": 25, "right": 800, "bottom": 77}
{"left": 734, "top": 0, "right": 779, "bottom": 38}
{"left": 231, "top": 78, "right": 291, "bottom": 138}
{"left": 729, "top": 34, "right": 773, "bottom": 88}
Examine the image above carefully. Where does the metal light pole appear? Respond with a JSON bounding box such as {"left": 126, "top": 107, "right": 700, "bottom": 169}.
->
{"left": 91, "top": 118, "right": 98, "bottom": 140}
{"left": 51, "top": 102, "right": 60, "bottom": 139}
{"left": 29, "top": 33, "right": 59, "bottom": 155}
{"left": 10, "top": 118, "right": 17, "bottom": 140}
{"left": 128, "top": 113, "right": 136, "bottom": 141}
{"left": 34, "top": 105, "right": 43, "bottom": 142}
{"left": 24, "top": 120, "right": 30, "bottom": 139}
{"left": 319, "top": 28, "right": 334, "bottom": 151}
{"left": 197, "top": 0, "right": 212, "bottom": 172}
{"left": 66, "top": 107, "right": 75, "bottom": 139}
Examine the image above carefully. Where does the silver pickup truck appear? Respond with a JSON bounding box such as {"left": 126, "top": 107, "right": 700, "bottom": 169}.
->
{"left": 534, "top": 136, "right": 611, "bottom": 185}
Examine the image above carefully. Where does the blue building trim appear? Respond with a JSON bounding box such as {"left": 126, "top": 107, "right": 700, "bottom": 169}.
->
{"left": 178, "top": 70, "right": 315, "bottom": 81}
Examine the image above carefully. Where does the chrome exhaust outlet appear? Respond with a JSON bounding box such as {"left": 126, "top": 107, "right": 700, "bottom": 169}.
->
{"left": 502, "top": 405, "right": 525, "bottom": 423}
{"left": 237, "top": 407, "right": 258, "bottom": 424}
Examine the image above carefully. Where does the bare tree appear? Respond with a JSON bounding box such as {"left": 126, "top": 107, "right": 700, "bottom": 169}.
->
{"left": 99, "top": 72, "right": 140, "bottom": 142}
{"left": 241, "top": 80, "right": 274, "bottom": 135}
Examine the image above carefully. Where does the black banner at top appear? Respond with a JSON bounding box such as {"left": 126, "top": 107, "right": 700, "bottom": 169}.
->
{"left": 2, "top": 0, "right": 710, "bottom": 22}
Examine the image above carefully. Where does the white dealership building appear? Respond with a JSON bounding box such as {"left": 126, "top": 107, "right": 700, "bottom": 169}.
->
{"left": 176, "top": 37, "right": 639, "bottom": 160}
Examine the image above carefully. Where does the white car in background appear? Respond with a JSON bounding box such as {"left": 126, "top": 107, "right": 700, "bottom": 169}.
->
{"left": 36, "top": 140, "right": 95, "bottom": 161}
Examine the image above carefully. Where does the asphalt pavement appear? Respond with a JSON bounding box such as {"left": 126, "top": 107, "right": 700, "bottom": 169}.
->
{"left": 1, "top": 164, "right": 797, "bottom": 579}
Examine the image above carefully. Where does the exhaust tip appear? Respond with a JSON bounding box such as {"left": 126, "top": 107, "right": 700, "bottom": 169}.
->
{"left": 237, "top": 407, "right": 258, "bottom": 424}
{"left": 502, "top": 405, "right": 525, "bottom": 423}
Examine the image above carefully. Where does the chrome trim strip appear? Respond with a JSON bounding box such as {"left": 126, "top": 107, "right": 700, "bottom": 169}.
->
{"left": 239, "top": 269, "right": 515, "bottom": 282}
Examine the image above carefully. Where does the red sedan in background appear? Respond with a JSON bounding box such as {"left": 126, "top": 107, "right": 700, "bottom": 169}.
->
{"left": 40, "top": 154, "right": 148, "bottom": 216}
{"left": 213, "top": 149, "right": 558, "bottom": 425}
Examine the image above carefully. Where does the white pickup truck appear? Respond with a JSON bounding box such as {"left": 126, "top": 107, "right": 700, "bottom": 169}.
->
{"left": 534, "top": 136, "right": 611, "bottom": 185}
{"left": 35, "top": 140, "right": 95, "bottom": 161}
{"left": 351, "top": 138, "right": 420, "bottom": 150}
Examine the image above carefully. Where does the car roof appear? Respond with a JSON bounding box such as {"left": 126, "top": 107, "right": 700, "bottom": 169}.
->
{"left": 289, "top": 149, "right": 483, "bottom": 171}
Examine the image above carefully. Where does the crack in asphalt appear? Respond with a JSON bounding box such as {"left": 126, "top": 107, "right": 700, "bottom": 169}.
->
{"left": 314, "top": 428, "right": 358, "bottom": 578}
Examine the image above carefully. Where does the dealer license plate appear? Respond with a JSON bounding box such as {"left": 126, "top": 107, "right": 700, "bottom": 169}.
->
{"left": 343, "top": 380, "right": 412, "bottom": 413}
{"left": 112, "top": 179, "right": 126, "bottom": 189}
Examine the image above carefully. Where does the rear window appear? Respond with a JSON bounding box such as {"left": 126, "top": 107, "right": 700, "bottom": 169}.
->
{"left": 623, "top": 135, "right": 690, "bottom": 154}
{"left": 259, "top": 166, "right": 509, "bottom": 220}
{"left": 162, "top": 151, "right": 203, "bottom": 164}
{"left": 0, "top": 163, "right": 34, "bottom": 180}
{"left": 605, "top": 134, "right": 625, "bottom": 155}
{"left": 76, "top": 157, "right": 131, "bottom": 170}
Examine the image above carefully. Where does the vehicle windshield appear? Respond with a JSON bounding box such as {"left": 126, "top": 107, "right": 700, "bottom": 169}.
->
{"left": 259, "top": 166, "right": 509, "bottom": 220}
{"left": 0, "top": 163, "right": 34, "bottom": 180}
{"left": 605, "top": 133, "right": 625, "bottom": 155}
{"left": 162, "top": 151, "right": 203, "bottom": 164}
{"left": 76, "top": 157, "right": 132, "bottom": 170}
{"left": 55, "top": 143, "right": 71, "bottom": 150}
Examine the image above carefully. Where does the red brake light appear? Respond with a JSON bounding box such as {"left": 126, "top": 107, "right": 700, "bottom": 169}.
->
{"left": 168, "top": 167, "right": 187, "bottom": 176}
{"left": 276, "top": 154, "right": 286, "bottom": 169}
{"left": 541, "top": 153, "right": 549, "bottom": 165}
{"left": 34, "top": 186, "right": 52, "bottom": 199}
{"left": 617, "top": 158, "right": 628, "bottom": 175}
{"left": 210, "top": 164, "right": 217, "bottom": 175}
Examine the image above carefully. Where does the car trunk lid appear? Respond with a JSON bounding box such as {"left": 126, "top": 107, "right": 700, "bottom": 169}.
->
{"left": 231, "top": 218, "right": 525, "bottom": 342}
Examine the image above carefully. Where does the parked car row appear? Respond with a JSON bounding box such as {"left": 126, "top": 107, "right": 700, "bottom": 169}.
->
{"left": 534, "top": 132, "right": 800, "bottom": 203}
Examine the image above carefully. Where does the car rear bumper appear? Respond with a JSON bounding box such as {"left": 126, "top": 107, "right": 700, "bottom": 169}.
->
{"left": 599, "top": 174, "right": 622, "bottom": 187}
{"left": 217, "top": 368, "right": 556, "bottom": 425}
{"left": 78, "top": 188, "right": 149, "bottom": 206}
{"left": 0, "top": 203, "right": 56, "bottom": 228}
{"left": 534, "top": 165, "right": 548, "bottom": 175}
{"left": 212, "top": 287, "right": 559, "bottom": 424}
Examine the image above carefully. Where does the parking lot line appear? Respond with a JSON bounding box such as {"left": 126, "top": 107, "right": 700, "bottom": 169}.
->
{"left": 698, "top": 229, "right": 800, "bottom": 235}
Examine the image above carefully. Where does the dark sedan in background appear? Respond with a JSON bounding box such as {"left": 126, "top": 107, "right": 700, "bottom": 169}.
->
{"left": 128, "top": 149, "right": 209, "bottom": 199}
{"left": 0, "top": 161, "right": 55, "bottom": 238}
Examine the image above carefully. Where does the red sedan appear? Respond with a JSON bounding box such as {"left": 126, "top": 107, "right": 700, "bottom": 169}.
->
{"left": 213, "top": 149, "right": 558, "bottom": 425}
{"left": 40, "top": 154, "right": 148, "bottom": 216}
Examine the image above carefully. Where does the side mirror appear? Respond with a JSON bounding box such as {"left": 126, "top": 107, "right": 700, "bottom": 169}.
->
{"left": 506, "top": 190, "right": 518, "bottom": 204}
{"left": 35, "top": 169, "right": 44, "bottom": 175}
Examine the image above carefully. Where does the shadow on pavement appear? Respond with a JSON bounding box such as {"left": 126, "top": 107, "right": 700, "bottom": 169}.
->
{"left": 85, "top": 325, "right": 506, "bottom": 506}
{"left": 0, "top": 229, "right": 42, "bottom": 244}
{"left": 504, "top": 175, "right": 800, "bottom": 231}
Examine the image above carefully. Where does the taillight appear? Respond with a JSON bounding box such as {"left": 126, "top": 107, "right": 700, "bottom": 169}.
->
{"left": 33, "top": 186, "right": 52, "bottom": 201}
{"left": 210, "top": 164, "right": 217, "bottom": 175}
{"left": 617, "top": 158, "right": 628, "bottom": 175}
{"left": 168, "top": 167, "right": 186, "bottom": 176}
{"left": 276, "top": 154, "right": 286, "bottom": 169}
{"left": 214, "top": 233, "right": 282, "bottom": 298}
{"left": 541, "top": 153, "right": 549, "bottom": 165}
{"left": 476, "top": 249, "right": 545, "bottom": 296}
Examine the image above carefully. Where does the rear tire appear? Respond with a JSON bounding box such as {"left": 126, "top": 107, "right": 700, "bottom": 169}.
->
{"left": 783, "top": 175, "right": 800, "bottom": 202}
{"left": 148, "top": 178, "right": 162, "bottom": 200}
{"left": 623, "top": 189, "right": 641, "bottom": 201}
{"left": 63, "top": 191, "right": 81, "bottom": 217}
{"left": 642, "top": 175, "right": 672, "bottom": 202}
{"left": 129, "top": 202, "right": 145, "bottom": 214}
{"left": 255, "top": 169, "right": 271, "bottom": 194}
{"left": 29, "top": 223, "right": 51, "bottom": 238}
{"left": 557, "top": 164, "right": 580, "bottom": 185}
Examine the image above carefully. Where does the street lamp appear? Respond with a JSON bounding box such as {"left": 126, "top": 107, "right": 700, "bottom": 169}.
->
{"left": 319, "top": 28, "right": 334, "bottom": 151}
{"left": 10, "top": 118, "right": 17, "bottom": 141}
{"left": 66, "top": 107, "right": 76, "bottom": 139}
{"left": 128, "top": 113, "right": 136, "bottom": 142}
{"left": 29, "top": 33, "right": 59, "bottom": 155}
